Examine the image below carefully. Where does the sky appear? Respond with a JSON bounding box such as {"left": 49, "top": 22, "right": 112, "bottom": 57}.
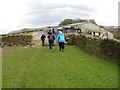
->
{"left": 0, "top": 0, "right": 119, "bottom": 34}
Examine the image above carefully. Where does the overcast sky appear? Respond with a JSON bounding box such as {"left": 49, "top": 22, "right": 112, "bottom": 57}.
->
{"left": 0, "top": 0, "right": 119, "bottom": 34}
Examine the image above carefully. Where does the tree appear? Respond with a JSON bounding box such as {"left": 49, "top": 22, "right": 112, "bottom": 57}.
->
{"left": 59, "top": 18, "right": 97, "bottom": 26}
{"left": 89, "top": 19, "right": 96, "bottom": 24}
{"left": 73, "top": 19, "right": 87, "bottom": 23}
{"left": 59, "top": 19, "right": 73, "bottom": 26}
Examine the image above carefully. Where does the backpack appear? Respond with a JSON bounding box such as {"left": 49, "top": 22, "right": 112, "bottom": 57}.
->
{"left": 49, "top": 34, "right": 54, "bottom": 41}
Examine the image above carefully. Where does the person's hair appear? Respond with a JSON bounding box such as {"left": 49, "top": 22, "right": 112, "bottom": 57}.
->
{"left": 59, "top": 31, "right": 62, "bottom": 33}
{"left": 59, "top": 30, "right": 62, "bottom": 32}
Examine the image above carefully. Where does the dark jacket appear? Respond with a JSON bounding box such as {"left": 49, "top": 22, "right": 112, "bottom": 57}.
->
{"left": 48, "top": 34, "right": 55, "bottom": 42}
{"left": 41, "top": 34, "right": 46, "bottom": 40}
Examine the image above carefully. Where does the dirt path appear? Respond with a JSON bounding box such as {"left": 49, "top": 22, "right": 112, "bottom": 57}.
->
{"left": 32, "top": 31, "right": 48, "bottom": 40}
{"left": 32, "top": 31, "right": 49, "bottom": 47}
{"left": 1, "top": 48, "right": 13, "bottom": 56}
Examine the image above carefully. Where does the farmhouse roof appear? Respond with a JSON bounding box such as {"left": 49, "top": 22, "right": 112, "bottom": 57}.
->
{"left": 63, "top": 22, "right": 105, "bottom": 32}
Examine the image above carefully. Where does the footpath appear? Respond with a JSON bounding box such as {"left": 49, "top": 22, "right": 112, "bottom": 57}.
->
{"left": 32, "top": 31, "right": 50, "bottom": 48}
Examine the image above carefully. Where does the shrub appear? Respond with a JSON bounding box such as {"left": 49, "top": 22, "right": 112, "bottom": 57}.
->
{"left": 67, "top": 35, "right": 120, "bottom": 61}
{"left": 100, "top": 38, "right": 120, "bottom": 60}
{"left": 85, "top": 37, "right": 101, "bottom": 56}
{"left": 67, "top": 34, "right": 75, "bottom": 45}
{"left": 2, "top": 35, "right": 33, "bottom": 46}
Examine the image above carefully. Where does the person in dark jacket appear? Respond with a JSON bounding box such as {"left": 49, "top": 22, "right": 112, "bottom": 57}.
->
{"left": 48, "top": 32, "right": 55, "bottom": 52}
{"left": 41, "top": 34, "right": 46, "bottom": 47}
{"left": 52, "top": 28, "right": 56, "bottom": 46}
{"left": 48, "top": 30, "right": 52, "bottom": 34}
{"left": 56, "top": 30, "right": 65, "bottom": 52}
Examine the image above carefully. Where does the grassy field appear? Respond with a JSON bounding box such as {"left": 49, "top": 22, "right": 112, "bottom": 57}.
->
{"left": 2, "top": 46, "right": 118, "bottom": 88}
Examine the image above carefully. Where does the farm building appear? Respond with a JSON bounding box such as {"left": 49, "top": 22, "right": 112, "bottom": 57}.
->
{"left": 108, "top": 29, "right": 120, "bottom": 39}
{"left": 55, "top": 22, "right": 113, "bottom": 39}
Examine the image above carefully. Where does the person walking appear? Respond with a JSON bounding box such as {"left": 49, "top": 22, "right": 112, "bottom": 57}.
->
{"left": 41, "top": 34, "right": 46, "bottom": 47}
{"left": 52, "top": 28, "right": 56, "bottom": 36}
{"left": 56, "top": 30, "right": 65, "bottom": 52}
{"left": 48, "top": 32, "right": 55, "bottom": 52}
{"left": 52, "top": 28, "right": 56, "bottom": 46}
{"left": 48, "top": 30, "right": 52, "bottom": 34}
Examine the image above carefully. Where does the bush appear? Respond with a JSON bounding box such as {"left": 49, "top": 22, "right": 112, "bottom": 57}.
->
{"left": 85, "top": 37, "right": 101, "bottom": 56}
{"left": 100, "top": 39, "right": 120, "bottom": 60}
{"left": 67, "top": 35, "right": 120, "bottom": 61}
{"left": 2, "top": 35, "right": 33, "bottom": 46}
{"left": 67, "top": 34, "right": 75, "bottom": 45}
{"left": 76, "top": 35, "right": 87, "bottom": 49}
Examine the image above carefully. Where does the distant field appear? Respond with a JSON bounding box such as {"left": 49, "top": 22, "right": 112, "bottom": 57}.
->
{"left": 14, "top": 32, "right": 33, "bottom": 36}
{"left": 2, "top": 46, "right": 118, "bottom": 88}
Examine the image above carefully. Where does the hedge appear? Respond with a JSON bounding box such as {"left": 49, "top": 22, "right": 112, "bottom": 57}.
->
{"left": 85, "top": 37, "right": 101, "bottom": 56}
{"left": 67, "top": 34, "right": 120, "bottom": 61}
{"left": 2, "top": 35, "right": 33, "bottom": 46}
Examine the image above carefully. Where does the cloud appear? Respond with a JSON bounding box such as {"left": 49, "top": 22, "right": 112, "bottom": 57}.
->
{"left": 119, "top": 1, "right": 120, "bottom": 26}
{"left": 0, "top": 0, "right": 119, "bottom": 34}
{"left": 23, "top": 0, "right": 95, "bottom": 26}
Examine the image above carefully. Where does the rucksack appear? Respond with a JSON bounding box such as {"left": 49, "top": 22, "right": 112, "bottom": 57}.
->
{"left": 49, "top": 34, "right": 54, "bottom": 40}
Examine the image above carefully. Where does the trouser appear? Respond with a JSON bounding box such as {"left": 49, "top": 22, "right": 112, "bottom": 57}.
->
{"left": 41, "top": 40, "right": 45, "bottom": 47}
{"left": 59, "top": 42, "right": 64, "bottom": 51}
{"left": 53, "top": 40, "right": 54, "bottom": 45}
{"left": 49, "top": 41, "right": 53, "bottom": 50}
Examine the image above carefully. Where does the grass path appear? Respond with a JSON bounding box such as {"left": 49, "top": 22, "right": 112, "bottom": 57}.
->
{"left": 2, "top": 46, "right": 118, "bottom": 88}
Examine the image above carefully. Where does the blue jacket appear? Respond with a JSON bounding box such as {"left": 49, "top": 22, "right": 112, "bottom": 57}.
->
{"left": 56, "top": 33, "right": 65, "bottom": 42}
{"left": 52, "top": 31, "right": 56, "bottom": 35}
